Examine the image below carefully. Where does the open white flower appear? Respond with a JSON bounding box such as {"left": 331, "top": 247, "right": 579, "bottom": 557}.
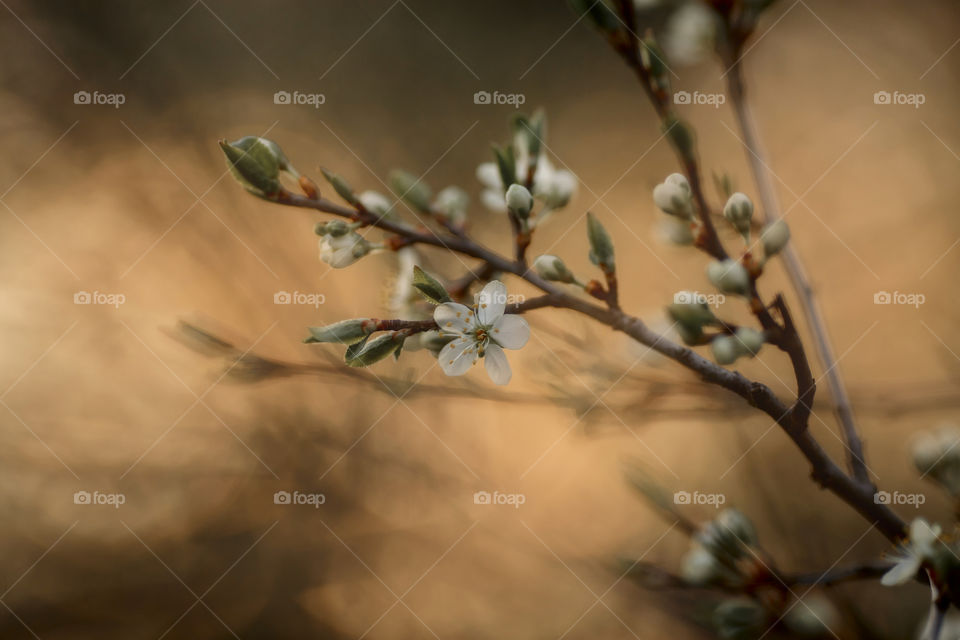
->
{"left": 881, "top": 518, "right": 944, "bottom": 586}
{"left": 433, "top": 281, "right": 530, "bottom": 385}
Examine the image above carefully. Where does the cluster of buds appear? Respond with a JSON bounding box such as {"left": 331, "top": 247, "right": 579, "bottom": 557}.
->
{"left": 682, "top": 509, "right": 837, "bottom": 638}
{"left": 667, "top": 298, "right": 765, "bottom": 364}
{"left": 476, "top": 110, "right": 577, "bottom": 219}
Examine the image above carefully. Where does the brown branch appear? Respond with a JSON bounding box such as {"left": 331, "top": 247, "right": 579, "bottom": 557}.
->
{"left": 724, "top": 43, "right": 871, "bottom": 488}
{"left": 269, "top": 183, "right": 905, "bottom": 542}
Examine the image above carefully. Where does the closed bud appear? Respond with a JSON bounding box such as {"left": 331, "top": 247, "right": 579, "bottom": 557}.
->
{"left": 715, "top": 508, "right": 758, "bottom": 546}
{"left": 707, "top": 259, "right": 751, "bottom": 296}
{"left": 723, "top": 192, "right": 753, "bottom": 239}
{"left": 711, "top": 335, "right": 739, "bottom": 365}
{"left": 533, "top": 254, "right": 576, "bottom": 283}
{"left": 506, "top": 183, "right": 534, "bottom": 219}
{"left": 432, "top": 186, "right": 469, "bottom": 224}
{"left": 586, "top": 212, "right": 615, "bottom": 271}
{"left": 220, "top": 136, "right": 294, "bottom": 198}
{"left": 319, "top": 231, "right": 371, "bottom": 268}
{"left": 388, "top": 170, "right": 433, "bottom": 212}
{"left": 653, "top": 173, "right": 693, "bottom": 219}
{"left": 315, "top": 219, "right": 352, "bottom": 237}
{"left": 783, "top": 595, "right": 839, "bottom": 637}
{"left": 734, "top": 327, "right": 764, "bottom": 356}
{"left": 681, "top": 546, "right": 719, "bottom": 585}
{"left": 761, "top": 220, "right": 790, "bottom": 257}
{"left": 358, "top": 190, "right": 392, "bottom": 217}
{"left": 306, "top": 318, "right": 375, "bottom": 345}
{"left": 713, "top": 598, "right": 767, "bottom": 640}
{"left": 320, "top": 168, "right": 359, "bottom": 206}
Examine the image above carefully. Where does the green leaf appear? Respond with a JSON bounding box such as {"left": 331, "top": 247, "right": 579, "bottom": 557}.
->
{"left": 512, "top": 109, "right": 545, "bottom": 161}
{"left": 411, "top": 266, "right": 452, "bottom": 304}
{"left": 388, "top": 170, "right": 433, "bottom": 212}
{"left": 320, "top": 168, "right": 359, "bottom": 206}
{"left": 586, "top": 212, "right": 615, "bottom": 270}
{"left": 305, "top": 318, "right": 374, "bottom": 345}
{"left": 345, "top": 333, "right": 405, "bottom": 368}
{"left": 492, "top": 144, "right": 516, "bottom": 190}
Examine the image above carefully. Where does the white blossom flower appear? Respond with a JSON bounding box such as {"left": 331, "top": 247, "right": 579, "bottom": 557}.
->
{"left": 881, "top": 518, "right": 944, "bottom": 586}
{"left": 664, "top": 2, "right": 718, "bottom": 66}
{"left": 433, "top": 281, "right": 530, "bottom": 385}
{"left": 318, "top": 231, "right": 371, "bottom": 269}
{"left": 476, "top": 156, "right": 576, "bottom": 213}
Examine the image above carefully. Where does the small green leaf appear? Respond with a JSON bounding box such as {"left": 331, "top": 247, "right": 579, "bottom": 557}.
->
{"left": 411, "top": 266, "right": 452, "bottom": 304}
{"left": 492, "top": 144, "right": 516, "bottom": 190}
{"left": 320, "top": 168, "right": 359, "bottom": 206}
{"left": 388, "top": 170, "right": 433, "bottom": 212}
{"left": 586, "top": 212, "right": 615, "bottom": 271}
{"left": 305, "top": 318, "right": 374, "bottom": 345}
{"left": 345, "top": 333, "right": 405, "bottom": 367}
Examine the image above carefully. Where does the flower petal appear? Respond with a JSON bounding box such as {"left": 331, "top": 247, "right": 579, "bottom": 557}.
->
{"left": 434, "top": 303, "right": 474, "bottom": 335}
{"left": 881, "top": 555, "right": 922, "bottom": 586}
{"left": 476, "top": 281, "right": 507, "bottom": 325}
{"left": 438, "top": 337, "right": 477, "bottom": 376}
{"left": 484, "top": 344, "right": 512, "bottom": 385}
{"left": 492, "top": 314, "right": 529, "bottom": 350}
{"left": 476, "top": 163, "right": 503, "bottom": 190}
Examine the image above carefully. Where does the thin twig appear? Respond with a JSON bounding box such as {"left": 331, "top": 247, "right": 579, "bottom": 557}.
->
{"left": 725, "top": 61, "right": 871, "bottom": 488}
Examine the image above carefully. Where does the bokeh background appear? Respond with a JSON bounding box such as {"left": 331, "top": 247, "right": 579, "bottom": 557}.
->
{"left": 2, "top": 0, "right": 959, "bottom": 637}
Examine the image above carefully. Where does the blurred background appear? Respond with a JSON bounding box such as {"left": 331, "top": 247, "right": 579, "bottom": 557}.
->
{"left": 1, "top": 0, "right": 959, "bottom": 637}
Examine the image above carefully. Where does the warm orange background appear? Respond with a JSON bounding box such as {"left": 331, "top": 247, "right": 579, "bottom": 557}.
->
{"left": 1, "top": 1, "right": 958, "bottom": 637}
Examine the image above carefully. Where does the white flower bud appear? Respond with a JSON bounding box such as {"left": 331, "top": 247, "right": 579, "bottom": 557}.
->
{"left": 783, "top": 595, "right": 839, "bottom": 637}
{"left": 433, "top": 186, "right": 470, "bottom": 224}
{"left": 319, "top": 231, "right": 371, "bottom": 268}
{"left": 761, "top": 220, "right": 790, "bottom": 257}
{"left": 653, "top": 173, "right": 693, "bottom": 218}
{"left": 506, "top": 183, "right": 534, "bottom": 219}
{"left": 533, "top": 254, "right": 576, "bottom": 283}
{"left": 734, "top": 327, "right": 764, "bottom": 356}
{"left": 723, "top": 192, "right": 753, "bottom": 238}
{"left": 535, "top": 167, "right": 577, "bottom": 209}
{"left": 711, "top": 335, "right": 739, "bottom": 365}
{"left": 358, "top": 190, "right": 392, "bottom": 217}
{"left": 707, "top": 259, "right": 751, "bottom": 296}
{"left": 681, "top": 546, "right": 718, "bottom": 585}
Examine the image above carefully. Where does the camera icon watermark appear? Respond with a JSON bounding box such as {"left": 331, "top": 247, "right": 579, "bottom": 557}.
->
{"left": 473, "top": 490, "right": 526, "bottom": 508}
{"left": 873, "top": 90, "right": 925, "bottom": 108}
{"left": 74, "top": 490, "right": 126, "bottom": 508}
{"left": 74, "top": 290, "right": 126, "bottom": 308}
{"left": 273, "top": 90, "right": 325, "bottom": 108}
{"left": 274, "top": 290, "right": 325, "bottom": 308}
{"left": 73, "top": 90, "right": 126, "bottom": 109}
{"left": 473, "top": 90, "right": 526, "bottom": 109}
{"left": 873, "top": 290, "right": 925, "bottom": 308}
{"left": 673, "top": 90, "right": 725, "bottom": 108}
{"left": 674, "top": 290, "right": 725, "bottom": 308}
{"left": 673, "top": 490, "right": 726, "bottom": 508}
{"left": 273, "top": 490, "right": 325, "bottom": 508}
{"left": 874, "top": 490, "right": 925, "bottom": 508}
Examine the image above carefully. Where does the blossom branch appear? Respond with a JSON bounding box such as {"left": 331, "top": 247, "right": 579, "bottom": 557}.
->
{"left": 271, "top": 182, "right": 905, "bottom": 541}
